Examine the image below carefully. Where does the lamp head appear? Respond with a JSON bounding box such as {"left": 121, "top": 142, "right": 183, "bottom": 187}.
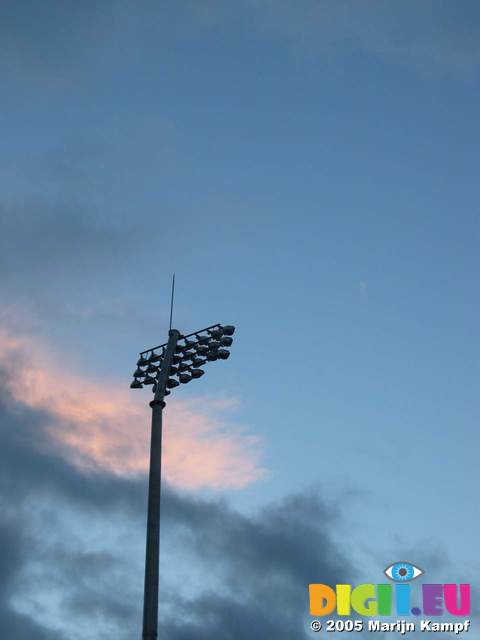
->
{"left": 222, "top": 325, "right": 235, "bottom": 336}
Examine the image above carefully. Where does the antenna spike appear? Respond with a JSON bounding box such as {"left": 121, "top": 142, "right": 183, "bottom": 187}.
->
{"left": 169, "top": 273, "right": 175, "bottom": 330}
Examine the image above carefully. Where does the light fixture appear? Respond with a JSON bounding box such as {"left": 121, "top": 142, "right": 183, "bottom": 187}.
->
{"left": 195, "top": 345, "right": 209, "bottom": 355}
{"left": 222, "top": 325, "right": 235, "bottom": 336}
{"left": 132, "top": 323, "right": 235, "bottom": 396}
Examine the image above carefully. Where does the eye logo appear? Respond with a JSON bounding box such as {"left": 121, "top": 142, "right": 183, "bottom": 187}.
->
{"left": 384, "top": 561, "right": 424, "bottom": 582}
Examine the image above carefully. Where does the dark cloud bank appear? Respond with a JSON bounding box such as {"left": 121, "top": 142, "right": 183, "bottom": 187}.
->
{"left": 0, "top": 368, "right": 355, "bottom": 640}
{"left": 3, "top": 0, "right": 480, "bottom": 78}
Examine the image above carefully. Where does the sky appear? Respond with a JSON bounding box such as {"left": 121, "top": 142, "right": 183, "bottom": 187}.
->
{"left": 0, "top": 1, "right": 479, "bottom": 638}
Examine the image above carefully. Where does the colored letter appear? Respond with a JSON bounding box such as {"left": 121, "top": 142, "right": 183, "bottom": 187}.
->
{"left": 423, "top": 584, "right": 443, "bottom": 615}
{"left": 377, "top": 584, "right": 392, "bottom": 616}
{"left": 336, "top": 585, "right": 351, "bottom": 615}
{"left": 395, "top": 584, "right": 411, "bottom": 616}
{"left": 351, "top": 584, "right": 378, "bottom": 616}
{"left": 444, "top": 584, "right": 470, "bottom": 616}
{"left": 309, "top": 584, "right": 336, "bottom": 616}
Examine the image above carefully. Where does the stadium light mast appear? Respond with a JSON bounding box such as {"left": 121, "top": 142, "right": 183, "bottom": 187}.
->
{"left": 130, "top": 317, "right": 236, "bottom": 640}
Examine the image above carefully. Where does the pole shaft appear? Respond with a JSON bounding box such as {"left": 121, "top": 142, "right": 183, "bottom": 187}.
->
{"left": 142, "top": 329, "right": 180, "bottom": 640}
{"left": 142, "top": 402, "right": 162, "bottom": 640}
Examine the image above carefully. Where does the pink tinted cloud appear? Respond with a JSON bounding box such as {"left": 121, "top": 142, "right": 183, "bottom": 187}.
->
{"left": 0, "top": 328, "right": 265, "bottom": 490}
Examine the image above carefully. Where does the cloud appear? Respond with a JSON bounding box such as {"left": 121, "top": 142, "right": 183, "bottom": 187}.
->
{"left": 0, "top": 197, "right": 180, "bottom": 347}
{"left": 0, "top": 201, "right": 144, "bottom": 293}
{"left": 0, "top": 0, "right": 124, "bottom": 78}
{"left": 160, "top": 488, "right": 354, "bottom": 640}
{"left": 0, "top": 356, "right": 354, "bottom": 639}
{"left": 0, "top": 517, "right": 67, "bottom": 640}
{"left": 3, "top": 0, "right": 480, "bottom": 77}
{"left": 0, "top": 365, "right": 464, "bottom": 640}
{"left": 0, "top": 385, "right": 354, "bottom": 639}
{"left": 0, "top": 193, "right": 264, "bottom": 494}
{"left": 247, "top": 0, "right": 480, "bottom": 72}
{"left": 0, "top": 326, "right": 264, "bottom": 490}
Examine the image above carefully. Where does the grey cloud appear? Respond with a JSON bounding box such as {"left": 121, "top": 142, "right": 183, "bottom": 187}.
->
{"left": 0, "top": 198, "right": 160, "bottom": 337}
{"left": 248, "top": 0, "right": 480, "bottom": 71}
{"left": 0, "top": 0, "right": 124, "bottom": 77}
{"left": 0, "top": 518, "right": 66, "bottom": 640}
{"left": 0, "top": 383, "right": 145, "bottom": 516}
{"left": 161, "top": 490, "right": 352, "bottom": 639}
{"left": 0, "top": 202, "right": 142, "bottom": 286}
{"left": 0, "top": 372, "right": 356, "bottom": 639}
{"left": 0, "top": 359, "right": 464, "bottom": 640}
{"left": 3, "top": 0, "right": 480, "bottom": 76}
{"left": 5, "top": 364, "right": 461, "bottom": 640}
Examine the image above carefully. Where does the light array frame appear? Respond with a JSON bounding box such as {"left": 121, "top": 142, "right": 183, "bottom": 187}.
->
{"left": 130, "top": 323, "right": 235, "bottom": 395}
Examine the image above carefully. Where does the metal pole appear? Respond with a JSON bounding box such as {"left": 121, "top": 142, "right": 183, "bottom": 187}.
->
{"left": 142, "top": 329, "right": 180, "bottom": 640}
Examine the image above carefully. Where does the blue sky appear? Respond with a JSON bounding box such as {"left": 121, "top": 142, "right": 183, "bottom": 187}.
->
{"left": 0, "top": 2, "right": 479, "bottom": 638}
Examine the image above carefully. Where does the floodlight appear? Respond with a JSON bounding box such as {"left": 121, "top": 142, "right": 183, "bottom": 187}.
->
{"left": 191, "top": 357, "right": 206, "bottom": 367}
{"left": 178, "top": 363, "right": 190, "bottom": 372}
{"left": 206, "top": 351, "right": 218, "bottom": 361}
{"left": 220, "top": 336, "right": 233, "bottom": 347}
{"left": 208, "top": 328, "right": 223, "bottom": 338}
{"left": 130, "top": 380, "right": 143, "bottom": 389}
{"left": 222, "top": 325, "right": 235, "bottom": 336}
{"left": 182, "top": 350, "right": 195, "bottom": 359}
{"left": 147, "top": 364, "right": 158, "bottom": 374}
{"left": 143, "top": 375, "right": 156, "bottom": 385}
{"left": 137, "top": 355, "right": 149, "bottom": 366}
{"left": 208, "top": 340, "right": 220, "bottom": 350}
{"left": 178, "top": 373, "right": 192, "bottom": 384}
{"left": 190, "top": 368, "right": 204, "bottom": 379}
{"left": 148, "top": 352, "right": 163, "bottom": 363}
{"left": 134, "top": 368, "right": 146, "bottom": 377}
{"left": 167, "top": 378, "right": 179, "bottom": 388}
{"left": 218, "top": 349, "right": 230, "bottom": 360}
{"left": 196, "top": 345, "right": 209, "bottom": 355}
{"left": 169, "top": 365, "right": 179, "bottom": 375}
